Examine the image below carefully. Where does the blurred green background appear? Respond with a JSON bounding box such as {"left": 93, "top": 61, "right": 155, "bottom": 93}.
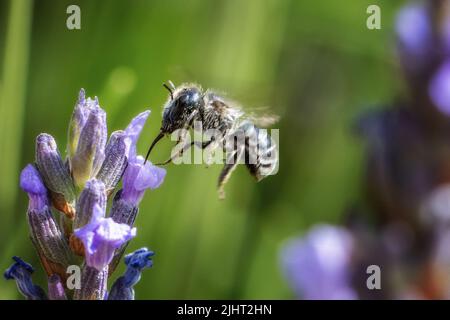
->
{"left": 0, "top": 0, "right": 405, "bottom": 299}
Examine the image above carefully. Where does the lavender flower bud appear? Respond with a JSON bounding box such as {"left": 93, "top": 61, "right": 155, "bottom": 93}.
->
{"left": 70, "top": 94, "right": 107, "bottom": 189}
{"left": 73, "top": 179, "right": 107, "bottom": 229}
{"left": 27, "top": 210, "right": 73, "bottom": 267}
{"left": 281, "top": 225, "right": 356, "bottom": 300}
{"left": 47, "top": 274, "right": 67, "bottom": 300}
{"left": 73, "top": 265, "right": 108, "bottom": 300}
{"left": 67, "top": 89, "right": 89, "bottom": 159}
{"left": 109, "top": 190, "right": 139, "bottom": 226}
{"left": 74, "top": 204, "right": 136, "bottom": 271}
{"left": 35, "top": 133, "right": 76, "bottom": 217}
{"left": 107, "top": 191, "right": 138, "bottom": 273}
{"left": 108, "top": 248, "right": 154, "bottom": 300}
{"left": 20, "top": 165, "right": 73, "bottom": 269}
{"left": 4, "top": 257, "right": 47, "bottom": 300}
{"left": 96, "top": 131, "right": 130, "bottom": 192}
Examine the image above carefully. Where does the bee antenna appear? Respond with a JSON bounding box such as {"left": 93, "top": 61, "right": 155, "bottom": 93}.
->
{"left": 163, "top": 81, "right": 175, "bottom": 100}
{"left": 167, "top": 80, "right": 176, "bottom": 90}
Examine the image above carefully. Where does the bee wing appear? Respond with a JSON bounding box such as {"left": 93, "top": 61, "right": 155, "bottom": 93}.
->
{"left": 207, "top": 91, "right": 245, "bottom": 118}
{"left": 206, "top": 90, "right": 279, "bottom": 127}
{"left": 243, "top": 107, "right": 280, "bottom": 127}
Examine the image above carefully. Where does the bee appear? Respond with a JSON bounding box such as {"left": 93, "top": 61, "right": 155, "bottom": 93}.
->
{"left": 144, "top": 81, "right": 279, "bottom": 198}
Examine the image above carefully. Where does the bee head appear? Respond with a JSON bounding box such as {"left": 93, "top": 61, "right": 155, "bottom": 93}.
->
{"left": 161, "top": 82, "right": 204, "bottom": 134}
{"left": 144, "top": 81, "right": 204, "bottom": 164}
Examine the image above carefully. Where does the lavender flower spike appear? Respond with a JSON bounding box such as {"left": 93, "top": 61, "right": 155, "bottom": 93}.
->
{"left": 74, "top": 204, "right": 136, "bottom": 271}
{"left": 11, "top": 89, "right": 159, "bottom": 300}
{"left": 35, "top": 133, "right": 76, "bottom": 217}
{"left": 4, "top": 257, "right": 47, "bottom": 300}
{"left": 70, "top": 92, "right": 107, "bottom": 189}
{"left": 281, "top": 225, "right": 356, "bottom": 300}
{"left": 108, "top": 248, "right": 154, "bottom": 300}
{"left": 20, "top": 164, "right": 74, "bottom": 271}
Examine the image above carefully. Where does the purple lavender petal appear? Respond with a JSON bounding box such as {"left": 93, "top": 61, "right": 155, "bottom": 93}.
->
{"left": 121, "top": 156, "right": 166, "bottom": 205}
{"left": 281, "top": 225, "right": 356, "bottom": 300}
{"left": 124, "top": 110, "right": 151, "bottom": 159}
{"left": 74, "top": 205, "right": 136, "bottom": 271}
{"left": 136, "top": 160, "right": 166, "bottom": 190}
{"left": 20, "top": 164, "right": 48, "bottom": 211}
{"left": 20, "top": 164, "right": 47, "bottom": 195}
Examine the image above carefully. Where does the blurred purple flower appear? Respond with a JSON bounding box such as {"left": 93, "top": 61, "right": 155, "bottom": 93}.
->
{"left": 74, "top": 204, "right": 136, "bottom": 271}
{"left": 395, "top": 3, "right": 432, "bottom": 65}
{"left": 423, "top": 184, "right": 450, "bottom": 224}
{"left": 428, "top": 60, "right": 450, "bottom": 116}
{"left": 281, "top": 225, "right": 356, "bottom": 300}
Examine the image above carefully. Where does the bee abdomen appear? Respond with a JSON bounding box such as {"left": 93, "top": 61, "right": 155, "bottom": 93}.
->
{"left": 241, "top": 123, "right": 278, "bottom": 181}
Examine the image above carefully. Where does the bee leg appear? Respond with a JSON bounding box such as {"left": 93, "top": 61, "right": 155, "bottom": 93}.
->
{"left": 156, "top": 140, "right": 197, "bottom": 165}
{"left": 157, "top": 157, "right": 174, "bottom": 166}
{"left": 217, "top": 147, "right": 244, "bottom": 199}
{"left": 157, "top": 139, "right": 214, "bottom": 166}
{"left": 199, "top": 140, "right": 215, "bottom": 168}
